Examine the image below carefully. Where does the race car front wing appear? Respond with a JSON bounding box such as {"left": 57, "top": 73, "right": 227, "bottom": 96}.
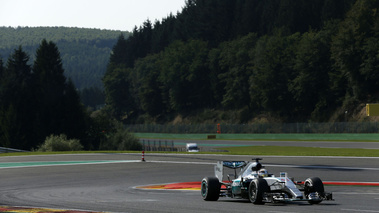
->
{"left": 262, "top": 191, "right": 334, "bottom": 203}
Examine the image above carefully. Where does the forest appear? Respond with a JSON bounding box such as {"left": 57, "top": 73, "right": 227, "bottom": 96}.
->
{"left": 104, "top": 0, "right": 379, "bottom": 123}
{"left": 0, "top": 27, "right": 129, "bottom": 90}
{"left": 2, "top": 0, "right": 379, "bottom": 150}
{"left": 0, "top": 40, "right": 141, "bottom": 150}
{"left": 0, "top": 40, "right": 88, "bottom": 150}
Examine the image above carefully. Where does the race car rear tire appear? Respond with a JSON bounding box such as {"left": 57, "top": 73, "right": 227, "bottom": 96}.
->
{"left": 201, "top": 177, "right": 220, "bottom": 201}
{"left": 304, "top": 177, "right": 325, "bottom": 204}
{"left": 249, "top": 178, "right": 269, "bottom": 205}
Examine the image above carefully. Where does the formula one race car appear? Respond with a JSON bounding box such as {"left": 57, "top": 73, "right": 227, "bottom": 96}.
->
{"left": 201, "top": 158, "right": 333, "bottom": 204}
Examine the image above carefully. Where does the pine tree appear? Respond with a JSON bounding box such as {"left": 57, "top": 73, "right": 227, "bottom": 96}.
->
{"left": 109, "top": 34, "right": 128, "bottom": 66}
{"left": 33, "top": 39, "right": 88, "bottom": 147}
{"left": 33, "top": 39, "right": 67, "bottom": 140}
{"left": 0, "top": 46, "right": 35, "bottom": 149}
{"left": 0, "top": 58, "right": 3, "bottom": 78}
{"left": 62, "top": 79, "right": 89, "bottom": 148}
{"left": 104, "top": 35, "right": 138, "bottom": 120}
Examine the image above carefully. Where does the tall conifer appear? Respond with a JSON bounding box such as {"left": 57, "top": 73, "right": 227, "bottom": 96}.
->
{"left": 0, "top": 58, "right": 3, "bottom": 78}
{"left": 33, "top": 39, "right": 66, "bottom": 139}
{"left": 33, "top": 39, "right": 88, "bottom": 146}
{"left": 0, "top": 47, "right": 35, "bottom": 149}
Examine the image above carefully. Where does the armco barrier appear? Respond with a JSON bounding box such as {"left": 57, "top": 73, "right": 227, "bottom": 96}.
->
{"left": 0, "top": 147, "right": 27, "bottom": 153}
{"left": 141, "top": 139, "right": 177, "bottom": 151}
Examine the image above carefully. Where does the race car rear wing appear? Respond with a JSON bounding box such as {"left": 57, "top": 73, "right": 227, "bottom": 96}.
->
{"left": 215, "top": 161, "right": 247, "bottom": 181}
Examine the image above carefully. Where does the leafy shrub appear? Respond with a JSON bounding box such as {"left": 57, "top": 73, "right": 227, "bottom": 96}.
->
{"left": 38, "top": 134, "right": 83, "bottom": 152}
{"left": 100, "top": 123, "right": 142, "bottom": 151}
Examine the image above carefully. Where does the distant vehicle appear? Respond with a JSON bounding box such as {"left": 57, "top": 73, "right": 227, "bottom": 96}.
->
{"left": 186, "top": 143, "right": 199, "bottom": 152}
{"left": 201, "top": 158, "right": 333, "bottom": 204}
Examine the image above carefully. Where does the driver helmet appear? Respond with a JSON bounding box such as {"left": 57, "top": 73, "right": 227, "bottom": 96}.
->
{"left": 258, "top": 168, "right": 268, "bottom": 177}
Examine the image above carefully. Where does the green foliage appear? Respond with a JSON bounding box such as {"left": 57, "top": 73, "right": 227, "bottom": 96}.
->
{"left": 79, "top": 87, "right": 105, "bottom": 109}
{"left": 37, "top": 134, "right": 83, "bottom": 152}
{"left": 103, "top": 0, "right": 364, "bottom": 123}
{"left": 103, "top": 0, "right": 379, "bottom": 123}
{"left": 105, "top": 39, "right": 213, "bottom": 120}
{"left": 109, "top": 34, "right": 129, "bottom": 66}
{"left": 100, "top": 123, "right": 142, "bottom": 151}
{"left": 289, "top": 22, "right": 339, "bottom": 121}
{"left": 86, "top": 110, "right": 142, "bottom": 151}
{"left": 3, "top": 2, "right": 367, "bottom": 125}
{"left": 250, "top": 31, "right": 300, "bottom": 119}
{"left": 86, "top": 110, "right": 117, "bottom": 150}
{"left": 331, "top": 0, "right": 379, "bottom": 102}
{"left": 133, "top": 54, "right": 164, "bottom": 116}
{"left": 0, "top": 58, "right": 3, "bottom": 76}
{"left": 0, "top": 46, "right": 35, "bottom": 149}
{"left": 0, "top": 26, "right": 129, "bottom": 90}
{"left": 217, "top": 33, "right": 258, "bottom": 109}
{"left": 158, "top": 40, "right": 211, "bottom": 111}
{"left": 0, "top": 41, "right": 90, "bottom": 150}
{"left": 103, "top": 66, "right": 136, "bottom": 119}
{"left": 33, "top": 39, "right": 89, "bottom": 143}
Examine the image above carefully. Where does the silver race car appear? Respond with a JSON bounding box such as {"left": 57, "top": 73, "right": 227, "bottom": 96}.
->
{"left": 201, "top": 158, "right": 333, "bottom": 204}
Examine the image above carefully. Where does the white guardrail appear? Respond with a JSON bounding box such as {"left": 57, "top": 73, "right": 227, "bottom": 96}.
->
{"left": 0, "top": 147, "right": 28, "bottom": 153}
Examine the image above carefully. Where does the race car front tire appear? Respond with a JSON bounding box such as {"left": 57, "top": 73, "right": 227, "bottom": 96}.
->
{"left": 304, "top": 177, "right": 325, "bottom": 204}
{"left": 249, "top": 178, "right": 269, "bottom": 204}
{"left": 201, "top": 177, "right": 220, "bottom": 201}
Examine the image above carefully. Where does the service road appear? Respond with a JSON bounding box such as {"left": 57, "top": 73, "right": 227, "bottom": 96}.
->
{"left": 0, "top": 153, "right": 378, "bottom": 213}
{"left": 154, "top": 138, "right": 379, "bottom": 149}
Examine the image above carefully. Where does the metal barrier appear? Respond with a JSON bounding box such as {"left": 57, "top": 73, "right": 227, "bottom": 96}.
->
{"left": 0, "top": 147, "right": 28, "bottom": 153}
{"left": 140, "top": 139, "right": 177, "bottom": 151}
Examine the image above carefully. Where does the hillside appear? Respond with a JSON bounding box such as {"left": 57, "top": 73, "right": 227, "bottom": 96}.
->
{"left": 103, "top": 0, "right": 379, "bottom": 124}
{"left": 0, "top": 27, "right": 130, "bottom": 90}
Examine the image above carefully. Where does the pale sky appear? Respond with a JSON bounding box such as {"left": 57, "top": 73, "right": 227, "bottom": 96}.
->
{"left": 0, "top": 0, "right": 187, "bottom": 31}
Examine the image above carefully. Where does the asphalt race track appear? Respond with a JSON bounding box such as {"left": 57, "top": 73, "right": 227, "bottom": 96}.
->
{"left": 0, "top": 153, "right": 379, "bottom": 213}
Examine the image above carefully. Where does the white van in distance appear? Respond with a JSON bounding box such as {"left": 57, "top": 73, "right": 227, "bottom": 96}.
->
{"left": 186, "top": 143, "right": 199, "bottom": 152}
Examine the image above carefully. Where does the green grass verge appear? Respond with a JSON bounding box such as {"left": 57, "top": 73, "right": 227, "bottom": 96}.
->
{"left": 2, "top": 134, "right": 379, "bottom": 157}
{"left": 0, "top": 147, "right": 378, "bottom": 157}
{"left": 0, "top": 150, "right": 141, "bottom": 157}
{"left": 219, "top": 146, "right": 379, "bottom": 157}
{"left": 133, "top": 133, "right": 379, "bottom": 142}
{"left": 131, "top": 133, "right": 379, "bottom": 157}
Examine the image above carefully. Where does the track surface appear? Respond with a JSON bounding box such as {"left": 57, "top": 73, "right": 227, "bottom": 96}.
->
{"left": 0, "top": 153, "right": 378, "bottom": 213}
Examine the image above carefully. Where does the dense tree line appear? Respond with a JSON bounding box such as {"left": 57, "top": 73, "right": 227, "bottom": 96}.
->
{"left": 0, "top": 40, "right": 87, "bottom": 149}
{"left": 0, "top": 40, "right": 140, "bottom": 150}
{"left": 104, "top": 0, "right": 379, "bottom": 123}
{"left": 104, "top": 0, "right": 355, "bottom": 70}
{"left": 0, "top": 27, "right": 129, "bottom": 90}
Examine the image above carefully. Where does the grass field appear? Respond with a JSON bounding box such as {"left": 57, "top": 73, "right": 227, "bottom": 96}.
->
{"left": 133, "top": 133, "right": 379, "bottom": 141}
{"left": 220, "top": 146, "right": 379, "bottom": 157}
{"left": 1, "top": 146, "right": 377, "bottom": 157}
{"left": 1, "top": 133, "right": 378, "bottom": 157}
{"left": 0, "top": 147, "right": 378, "bottom": 157}
{"left": 133, "top": 132, "right": 379, "bottom": 157}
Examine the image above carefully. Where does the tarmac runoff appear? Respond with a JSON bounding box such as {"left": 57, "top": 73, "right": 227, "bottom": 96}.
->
{"left": 2, "top": 160, "right": 379, "bottom": 190}
{"left": 9, "top": 180, "right": 377, "bottom": 213}
{"left": 0, "top": 206, "right": 106, "bottom": 213}
{"left": 1, "top": 159, "right": 378, "bottom": 212}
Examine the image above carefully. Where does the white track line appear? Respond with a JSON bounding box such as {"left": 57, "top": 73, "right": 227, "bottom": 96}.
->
{"left": 342, "top": 209, "right": 379, "bottom": 212}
